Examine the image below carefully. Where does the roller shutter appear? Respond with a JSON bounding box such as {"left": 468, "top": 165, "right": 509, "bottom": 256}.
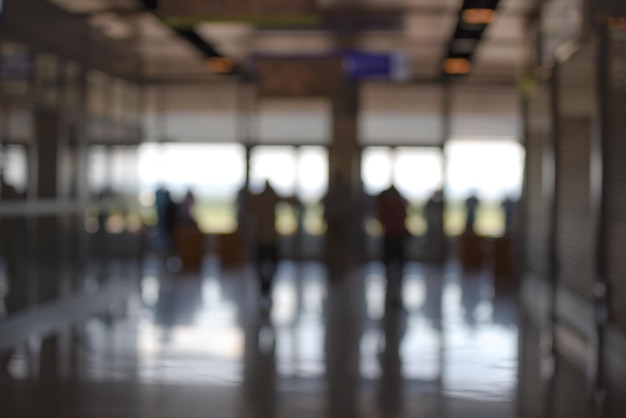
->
{"left": 556, "top": 43, "right": 595, "bottom": 300}
{"left": 606, "top": 29, "right": 626, "bottom": 331}
{"left": 525, "top": 84, "right": 551, "bottom": 277}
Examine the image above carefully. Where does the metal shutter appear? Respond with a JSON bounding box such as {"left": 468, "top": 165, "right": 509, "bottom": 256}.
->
{"left": 606, "top": 29, "right": 626, "bottom": 331}
{"left": 525, "top": 84, "right": 551, "bottom": 277}
{"left": 556, "top": 43, "right": 595, "bottom": 300}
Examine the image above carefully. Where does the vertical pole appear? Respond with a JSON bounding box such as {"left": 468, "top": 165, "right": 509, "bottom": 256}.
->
{"left": 519, "top": 92, "right": 530, "bottom": 272}
{"left": 239, "top": 80, "right": 253, "bottom": 190}
{"left": 440, "top": 80, "right": 452, "bottom": 256}
{"left": 441, "top": 80, "right": 452, "bottom": 190}
{"left": 542, "top": 61, "right": 560, "bottom": 418}
{"left": 390, "top": 146, "right": 398, "bottom": 187}
{"left": 590, "top": 13, "right": 610, "bottom": 411}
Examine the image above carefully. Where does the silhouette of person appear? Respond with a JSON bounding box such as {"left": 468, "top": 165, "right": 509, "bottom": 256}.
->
{"left": 464, "top": 193, "right": 480, "bottom": 235}
{"left": 376, "top": 185, "right": 408, "bottom": 276}
{"left": 501, "top": 195, "right": 517, "bottom": 234}
{"left": 247, "top": 180, "right": 297, "bottom": 303}
{"left": 352, "top": 180, "right": 372, "bottom": 263}
{"left": 177, "top": 189, "right": 197, "bottom": 228}
{"left": 236, "top": 185, "right": 249, "bottom": 234}
{"left": 425, "top": 189, "right": 446, "bottom": 263}
{"left": 154, "top": 186, "right": 177, "bottom": 253}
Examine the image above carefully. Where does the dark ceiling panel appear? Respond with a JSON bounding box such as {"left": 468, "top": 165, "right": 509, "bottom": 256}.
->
{"left": 139, "top": 0, "right": 239, "bottom": 75}
{"left": 442, "top": 0, "right": 502, "bottom": 76}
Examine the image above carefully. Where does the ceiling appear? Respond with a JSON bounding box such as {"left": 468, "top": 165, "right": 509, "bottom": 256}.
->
{"left": 46, "top": 0, "right": 534, "bottom": 85}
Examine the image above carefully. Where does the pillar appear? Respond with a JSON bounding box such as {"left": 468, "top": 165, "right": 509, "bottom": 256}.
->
{"left": 326, "top": 84, "right": 361, "bottom": 268}
{"left": 329, "top": 84, "right": 360, "bottom": 194}
{"left": 33, "top": 108, "right": 64, "bottom": 393}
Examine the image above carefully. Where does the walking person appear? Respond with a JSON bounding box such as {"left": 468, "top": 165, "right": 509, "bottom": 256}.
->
{"left": 376, "top": 185, "right": 408, "bottom": 304}
{"left": 247, "top": 181, "right": 297, "bottom": 307}
{"left": 425, "top": 189, "right": 446, "bottom": 263}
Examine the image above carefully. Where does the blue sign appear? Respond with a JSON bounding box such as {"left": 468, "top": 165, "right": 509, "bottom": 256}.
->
{"left": 344, "top": 50, "right": 410, "bottom": 82}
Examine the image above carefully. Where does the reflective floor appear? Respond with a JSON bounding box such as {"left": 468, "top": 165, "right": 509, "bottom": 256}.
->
{"left": 0, "top": 258, "right": 590, "bottom": 417}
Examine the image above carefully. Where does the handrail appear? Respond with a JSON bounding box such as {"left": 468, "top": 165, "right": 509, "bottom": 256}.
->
{"left": 0, "top": 281, "right": 133, "bottom": 351}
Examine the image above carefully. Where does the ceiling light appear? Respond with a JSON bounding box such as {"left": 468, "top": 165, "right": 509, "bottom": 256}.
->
{"left": 462, "top": 8, "right": 496, "bottom": 25}
{"left": 207, "top": 57, "right": 234, "bottom": 74}
{"left": 443, "top": 58, "right": 472, "bottom": 75}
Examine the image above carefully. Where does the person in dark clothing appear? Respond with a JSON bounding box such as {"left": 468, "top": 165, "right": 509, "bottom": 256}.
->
{"left": 464, "top": 193, "right": 480, "bottom": 234}
{"left": 501, "top": 195, "right": 517, "bottom": 234}
{"left": 376, "top": 185, "right": 408, "bottom": 287}
{"left": 163, "top": 192, "right": 178, "bottom": 253}
{"left": 177, "top": 189, "right": 198, "bottom": 228}
{"left": 425, "top": 189, "right": 446, "bottom": 262}
{"left": 154, "top": 187, "right": 178, "bottom": 254}
{"left": 246, "top": 181, "right": 298, "bottom": 305}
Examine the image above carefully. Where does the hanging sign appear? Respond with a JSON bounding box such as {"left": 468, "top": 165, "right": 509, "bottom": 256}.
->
{"left": 254, "top": 55, "right": 345, "bottom": 97}
{"left": 344, "top": 50, "right": 410, "bottom": 82}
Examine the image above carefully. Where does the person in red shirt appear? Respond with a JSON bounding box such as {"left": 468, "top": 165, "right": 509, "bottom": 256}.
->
{"left": 376, "top": 185, "right": 408, "bottom": 276}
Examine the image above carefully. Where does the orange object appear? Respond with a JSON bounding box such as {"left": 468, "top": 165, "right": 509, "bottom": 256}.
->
{"left": 493, "top": 235, "right": 514, "bottom": 278}
{"left": 175, "top": 227, "right": 206, "bottom": 271}
{"left": 218, "top": 233, "right": 246, "bottom": 267}
{"left": 460, "top": 233, "right": 483, "bottom": 270}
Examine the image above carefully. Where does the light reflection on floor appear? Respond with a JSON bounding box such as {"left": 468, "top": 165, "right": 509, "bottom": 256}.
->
{"left": 5, "top": 259, "right": 520, "bottom": 417}
{"left": 129, "top": 261, "right": 519, "bottom": 401}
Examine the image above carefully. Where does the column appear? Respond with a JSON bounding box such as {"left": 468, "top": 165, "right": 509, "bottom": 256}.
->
{"left": 326, "top": 84, "right": 360, "bottom": 269}
{"left": 329, "top": 84, "right": 360, "bottom": 192}
{"left": 33, "top": 108, "right": 63, "bottom": 392}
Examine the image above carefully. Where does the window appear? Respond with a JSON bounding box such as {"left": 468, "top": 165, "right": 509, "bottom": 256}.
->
{"left": 445, "top": 139, "right": 524, "bottom": 236}
{"left": 138, "top": 143, "right": 246, "bottom": 233}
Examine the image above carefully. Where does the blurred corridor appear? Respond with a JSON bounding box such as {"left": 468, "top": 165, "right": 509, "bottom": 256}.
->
{"left": 2, "top": 260, "right": 523, "bottom": 418}
{"left": 2, "top": 0, "right": 626, "bottom": 417}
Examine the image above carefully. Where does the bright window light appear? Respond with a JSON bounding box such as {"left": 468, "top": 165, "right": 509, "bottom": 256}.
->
{"left": 250, "top": 146, "right": 297, "bottom": 196}
{"left": 395, "top": 147, "right": 444, "bottom": 202}
{"left": 362, "top": 147, "right": 393, "bottom": 195}
{"left": 445, "top": 139, "right": 524, "bottom": 201}
{"left": 138, "top": 143, "right": 246, "bottom": 200}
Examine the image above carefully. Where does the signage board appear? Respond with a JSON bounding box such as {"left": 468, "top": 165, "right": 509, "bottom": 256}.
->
{"left": 160, "top": 0, "right": 318, "bottom": 27}
{"left": 254, "top": 56, "right": 345, "bottom": 97}
{"left": 345, "top": 50, "right": 410, "bottom": 82}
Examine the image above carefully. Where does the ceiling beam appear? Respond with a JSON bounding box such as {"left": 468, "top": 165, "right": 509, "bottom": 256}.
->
{"left": 141, "top": 75, "right": 517, "bottom": 88}
{"left": 442, "top": 0, "right": 504, "bottom": 77}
